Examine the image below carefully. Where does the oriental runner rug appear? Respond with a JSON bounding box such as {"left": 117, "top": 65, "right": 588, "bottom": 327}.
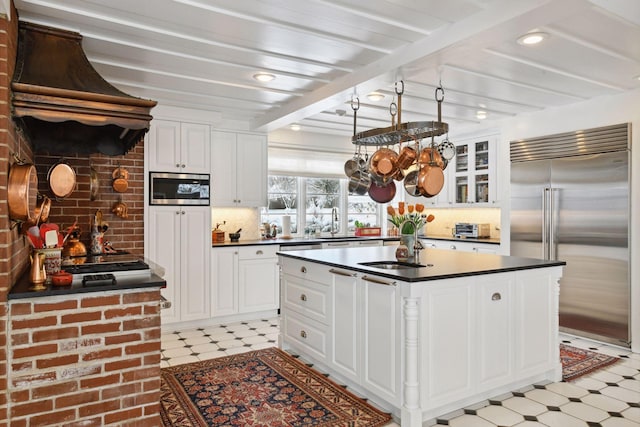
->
{"left": 560, "top": 344, "right": 620, "bottom": 382}
{"left": 160, "top": 347, "right": 392, "bottom": 426}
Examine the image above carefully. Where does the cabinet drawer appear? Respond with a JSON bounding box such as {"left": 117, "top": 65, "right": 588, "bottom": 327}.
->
{"left": 238, "top": 245, "right": 278, "bottom": 260}
{"left": 282, "top": 311, "right": 328, "bottom": 361}
{"left": 282, "top": 274, "right": 330, "bottom": 323}
{"left": 279, "top": 257, "right": 331, "bottom": 281}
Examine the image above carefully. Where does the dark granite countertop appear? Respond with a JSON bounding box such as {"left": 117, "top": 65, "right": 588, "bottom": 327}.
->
{"left": 9, "top": 271, "right": 166, "bottom": 300}
{"left": 278, "top": 246, "right": 563, "bottom": 283}
{"left": 212, "top": 235, "right": 499, "bottom": 247}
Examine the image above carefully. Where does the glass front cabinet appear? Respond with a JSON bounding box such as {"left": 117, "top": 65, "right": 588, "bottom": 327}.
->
{"left": 448, "top": 136, "right": 498, "bottom": 205}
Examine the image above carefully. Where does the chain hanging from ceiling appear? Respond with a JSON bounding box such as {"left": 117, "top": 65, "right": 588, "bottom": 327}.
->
{"left": 345, "top": 81, "right": 456, "bottom": 203}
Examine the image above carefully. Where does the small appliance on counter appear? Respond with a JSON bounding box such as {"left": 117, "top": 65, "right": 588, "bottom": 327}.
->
{"left": 454, "top": 223, "right": 490, "bottom": 238}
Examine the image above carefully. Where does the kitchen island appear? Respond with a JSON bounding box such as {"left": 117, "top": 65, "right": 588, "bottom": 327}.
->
{"left": 278, "top": 246, "right": 565, "bottom": 426}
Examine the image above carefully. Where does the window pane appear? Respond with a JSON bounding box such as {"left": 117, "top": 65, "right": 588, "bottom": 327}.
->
{"left": 305, "top": 178, "right": 340, "bottom": 233}
{"left": 347, "top": 194, "right": 378, "bottom": 231}
{"left": 262, "top": 176, "right": 298, "bottom": 234}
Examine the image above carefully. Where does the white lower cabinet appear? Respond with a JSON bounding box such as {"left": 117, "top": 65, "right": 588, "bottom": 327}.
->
{"left": 148, "top": 206, "right": 211, "bottom": 324}
{"left": 211, "top": 245, "right": 279, "bottom": 318}
{"left": 420, "top": 238, "right": 500, "bottom": 254}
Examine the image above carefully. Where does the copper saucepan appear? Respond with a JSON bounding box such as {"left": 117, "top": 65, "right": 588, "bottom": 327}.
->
{"left": 8, "top": 162, "right": 38, "bottom": 222}
{"left": 369, "top": 148, "right": 399, "bottom": 179}
{"left": 112, "top": 166, "right": 129, "bottom": 193}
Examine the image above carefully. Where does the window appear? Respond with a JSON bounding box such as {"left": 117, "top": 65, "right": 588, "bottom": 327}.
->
{"left": 262, "top": 175, "right": 381, "bottom": 236}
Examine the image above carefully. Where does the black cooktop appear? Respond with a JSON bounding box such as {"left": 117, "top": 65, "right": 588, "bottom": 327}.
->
{"left": 62, "top": 253, "right": 150, "bottom": 275}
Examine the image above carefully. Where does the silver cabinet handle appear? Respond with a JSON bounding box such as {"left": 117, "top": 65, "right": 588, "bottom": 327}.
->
{"left": 181, "top": 211, "right": 185, "bottom": 215}
{"left": 176, "top": 211, "right": 180, "bottom": 215}
{"left": 492, "top": 292, "right": 502, "bottom": 301}
{"left": 300, "top": 266, "right": 307, "bottom": 273}
{"left": 175, "top": 163, "right": 180, "bottom": 168}
{"left": 300, "top": 330, "right": 307, "bottom": 339}
{"left": 300, "top": 294, "right": 307, "bottom": 301}
{"left": 181, "top": 164, "right": 186, "bottom": 168}
{"left": 329, "top": 268, "right": 355, "bottom": 277}
{"left": 362, "top": 275, "right": 396, "bottom": 286}
{"left": 256, "top": 250, "right": 263, "bottom": 255}
{"left": 450, "top": 244, "right": 457, "bottom": 250}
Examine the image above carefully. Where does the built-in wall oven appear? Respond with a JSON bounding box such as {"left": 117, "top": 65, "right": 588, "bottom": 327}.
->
{"left": 149, "top": 172, "right": 210, "bottom": 206}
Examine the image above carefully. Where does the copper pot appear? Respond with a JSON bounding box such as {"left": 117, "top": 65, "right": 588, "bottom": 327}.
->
{"left": 418, "top": 146, "right": 445, "bottom": 169}
{"left": 8, "top": 162, "right": 38, "bottom": 222}
{"left": 112, "top": 167, "right": 129, "bottom": 193}
{"left": 48, "top": 161, "right": 76, "bottom": 199}
{"left": 62, "top": 231, "right": 87, "bottom": 258}
{"left": 417, "top": 164, "right": 445, "bottom": 197}
{"left": 396, "top": 145, "right": 417, "bottom": 170}
{"left": 369, "top": 148, "right": 398, "bottom": 179}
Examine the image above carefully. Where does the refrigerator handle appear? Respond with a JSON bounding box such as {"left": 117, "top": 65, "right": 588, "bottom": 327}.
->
{"left": 542, "top": 188, "right": 550, "bottom": 260}
{"left": 549, "top": 188, "right": 557, "bottom": 260}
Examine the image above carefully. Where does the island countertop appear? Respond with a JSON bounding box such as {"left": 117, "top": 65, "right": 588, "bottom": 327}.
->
{"left": 277, "top": 246, "right": 564, "bottom": 282}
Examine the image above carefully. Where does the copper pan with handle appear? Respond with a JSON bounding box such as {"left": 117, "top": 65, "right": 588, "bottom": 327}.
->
{"left": 8, "top": 160, "right": 38, "bottom": 223}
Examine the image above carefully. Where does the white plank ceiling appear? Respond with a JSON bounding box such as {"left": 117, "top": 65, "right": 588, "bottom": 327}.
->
{"left": 12, "top": 0, "right": 640, "bottom": 137}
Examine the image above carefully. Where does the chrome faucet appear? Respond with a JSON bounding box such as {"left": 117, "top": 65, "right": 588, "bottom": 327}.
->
{"left": 400, "top": 217, "right": 424, "bottom": 260}
{"left": 331, "top": 207, "right": 339, "bottom": 235}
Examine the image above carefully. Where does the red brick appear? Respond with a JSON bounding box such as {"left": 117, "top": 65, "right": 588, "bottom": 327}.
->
{"left": 55, "top": 390, "right": 100, "bottom": 409}
{"left": 122, "top": 366, "right": 160, "bottom": 382}
{"left": 80, "top": 373, "right": 120, "bottom": 389}
{"left": 103, "top": 407, "right": 142, "bottom": 425}
{"left": 9, "top": 302, "right": 32, "bottom": 315}
{"left": 105, "top": 306, "right": 141, "bottom": 319}
{"left": 144, "top": 402, "right": 160, "bottom": 416}
{"left": 144, "top": 353, "right": 161, "bottom": 366}
{"left": 144, "top": 304, "right": 159, "bottom": 315}
{"left": 10, "top": 332, "right": 29, "bottom": 346}
{"left": 61, "top": 311, "right": 102, "bottom": 324}
{"left": 123, "top": 291, "right": 159, "bottom": 304}
{"left": 63, "top": 418, "right": 103, "bottom": 427}
{"left": 82, "top": 322, "right": 122, "bottom": 335}
{"left": 32, "top": 381, "right": 78, "bottom": 399}
{"left": 78, "top": 399, "right": 120, "bottom": 417}
{"left": 81, "top": 295, "right": 120, "bottom": 308}
{"left": 123, "top": 390, "right": 160, "bottom": 407}
{"left": 125, "top": 342, "right": 160, "bottom": 355}
{"left": 11, "top": 361, "right": 32, "bottom": 372}
{"left": 33, "top": 326, "right": 79, "bottom": 343}
{"left": 123, "top": 317, "right": 159, "bottom": 331}
{"left": 29, "top": 409, "right": 76, "bottom": 426}
{"left": 102, "top": 382, "right": 140, "bottom": 400}
{"left": 82, "top": 347, "right": 122, "bottom": 361}
{"left": 144, "top": 328, "right": 160, "bottom": 341}
{"left": 34, "top": 299, "right": 78, "bottom": 312}
{"left": 12, "top": 343, "right": 57, "bottom": 359}
{"left": 36, "top": 354, "right": 79, "bottom": 369}
{"left": 7, "top": 419, "right": 27, "bottom": 427}
{"left": 10, "top": 399, "right": 54, "bottom": 417}
{"left": 11, "top": 315, "right": 58, "bottom": 330}
{"left": 12, "top": 371, "right": 57, "bottom": 388}
{"left": 59, "top": 364, "right": 101, "bottom": 380}
{"left": 105, "top": 357, "right": 141, "bottom": 372}
{"left": 105, "top": 332, "right": 140, "bottom": 345}
{"left": 9, "top": 389, "right": 30, "bottom": 403}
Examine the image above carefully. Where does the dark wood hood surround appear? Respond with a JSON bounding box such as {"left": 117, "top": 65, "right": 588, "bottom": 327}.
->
{"left": 11, "top": 21, "right": 157, "bottom": 156}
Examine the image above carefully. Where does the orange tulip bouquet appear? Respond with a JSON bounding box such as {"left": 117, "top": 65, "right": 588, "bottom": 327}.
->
{"left": 386, "top": 202, "right": 435, "bottom": 235}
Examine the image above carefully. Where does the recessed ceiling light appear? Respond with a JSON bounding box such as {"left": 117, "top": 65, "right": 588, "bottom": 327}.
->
{"left": 517, "top": 32, "right": 548, "bottom": 46}
{"left": 476, "top": 110, "right": 487, "bottom": 120}
{"left": 635, "top": 75, "right": 640, "bottom": 81}
{"left": 290, "top": 124, "right": 301, "bottom": 131}
{"left": 367, "top": 92, "right": 385, "bottom": 102}
{"left": 253, "top": 72, "right": 276, "bottom": 82}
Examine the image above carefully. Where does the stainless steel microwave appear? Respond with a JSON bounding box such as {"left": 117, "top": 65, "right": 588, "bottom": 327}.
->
{"left": 149, "top": 172, "right": 210, "bottom": 206}
{"left": 454, "top": 223, "right": 490, "bottom": 238}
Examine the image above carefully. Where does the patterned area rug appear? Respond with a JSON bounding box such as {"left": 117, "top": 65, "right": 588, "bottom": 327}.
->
{"left": 560, "top": 344, "right": 620, "bottom": 382}
{"left": 160, "top": 347, "right": 391, "bottom": 426}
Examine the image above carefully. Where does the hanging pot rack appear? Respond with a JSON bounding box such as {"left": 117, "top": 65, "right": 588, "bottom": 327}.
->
{"left": 351, "top": 81, "right": 448, "bottom": 146}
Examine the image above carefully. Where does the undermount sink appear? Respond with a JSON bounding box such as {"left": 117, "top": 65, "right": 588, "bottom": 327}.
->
{"left": 359, "top": 261, "right": 429, "bottom": 270}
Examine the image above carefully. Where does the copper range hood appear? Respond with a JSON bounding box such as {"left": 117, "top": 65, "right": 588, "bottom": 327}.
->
{"left": 11, "top": 22, "right": 157, "bottom": 156}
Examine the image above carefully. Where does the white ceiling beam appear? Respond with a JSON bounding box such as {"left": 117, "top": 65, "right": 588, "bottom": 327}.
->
{"left": 173, "top": 0, "right": 393, "bottom": 54}
{"left": 251, "top": 0, "right": 589, "bottom": 132}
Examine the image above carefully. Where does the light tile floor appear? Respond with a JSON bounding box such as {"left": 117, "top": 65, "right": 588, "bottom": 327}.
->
{"left": 161, "top": 320, "right": 639, "bottom": 427}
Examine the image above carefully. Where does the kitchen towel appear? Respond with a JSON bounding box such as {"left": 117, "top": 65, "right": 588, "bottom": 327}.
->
{"left": 282, "top": 215, "right": 291, "bottom": 237}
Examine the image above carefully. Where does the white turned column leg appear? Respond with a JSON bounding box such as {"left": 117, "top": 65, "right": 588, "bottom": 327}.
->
{"left": 402, "top": 296, "right": 421, "bottom": 426}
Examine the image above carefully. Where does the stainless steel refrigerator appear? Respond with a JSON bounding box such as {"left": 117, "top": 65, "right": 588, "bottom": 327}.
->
{"left": 510, "top": 123, "right": 630, "bottom": 347}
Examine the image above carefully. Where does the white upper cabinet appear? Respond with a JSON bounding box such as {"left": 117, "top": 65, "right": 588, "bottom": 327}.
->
{"left": 211, "top": 130, "right": 267, "bottom": 207}
{"left": 447, "top": 135, "right": 499, "bottom": 206}
{"left": 148, "top": 120, "right": 210, "bottom": 174}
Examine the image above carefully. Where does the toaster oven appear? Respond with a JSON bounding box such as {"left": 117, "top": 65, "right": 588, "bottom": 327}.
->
{"left": 454, "top": 223, "right": 490, "bottom": 238}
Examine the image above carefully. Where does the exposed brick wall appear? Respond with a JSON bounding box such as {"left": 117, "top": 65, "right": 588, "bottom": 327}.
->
{"left": 8, "top": 289, "right": 162, "bottom": 426}
{"left": 34, "top": 143, "right": 145, "bottom": 256}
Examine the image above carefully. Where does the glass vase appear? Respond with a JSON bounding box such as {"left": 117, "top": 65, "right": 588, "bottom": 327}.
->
{"left": 400, "top": 234, "right": 415, "bottom": 256}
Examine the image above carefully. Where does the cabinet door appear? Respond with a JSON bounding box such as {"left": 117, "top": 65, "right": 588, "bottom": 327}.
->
{"left": 148, "top": 120, "right": 181, "bottom": 172}
{"left": 451, "top": 136, "right": 498, "bottom": 206}
{"left": 361, "top": 275, "right": 399, "bottom": 404}
{"left": 422, "top": 278, "right": 474, "bottom": 408}
{"left": 331, "top": 268, "right": 360, "bottom": 383}
{"left": 181, "top": 123, "right": 210, "bottom": 173}
{"left": 211, "top": 130, "right": 238, "bottom": 206}
{"left": 211, "top": 247, "right": 238, "bottom": 317}
{"left": 179, "top": 207, "right": 211, "bottom": 322}
{"left": 238, "top": 257, "right": 279, "bottom": 313}
{"left": 236, "top": 133, "right": 267, "bottom": 207}
{"left": 476, "top": 273, "right": 514, "bottom": 389}
{"left": 147, "top": 206, "right": 182, "bottom": 323}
